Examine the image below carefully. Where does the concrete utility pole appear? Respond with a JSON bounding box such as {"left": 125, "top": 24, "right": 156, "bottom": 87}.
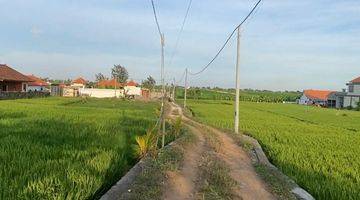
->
{"left": 113, "top": 74, "right": 117, "bottom": 98}
{"left": 234, "top": 27, "right": 241, "bottom": 134}
{"left": 161, "top": 33, "right": 166, "bottom": 148}
{"left": 172, "top": 78, "right": 176, "bottom": 101}
{"left": 184, "top": 68, "right": 188, "bottom": 109}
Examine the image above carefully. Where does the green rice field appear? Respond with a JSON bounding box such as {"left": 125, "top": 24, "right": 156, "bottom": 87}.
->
{"left": 0, "top": 97, "right": 159, "bottom": 199}
{"left": 185, "top": 100, "right": 360, "bottom": 200}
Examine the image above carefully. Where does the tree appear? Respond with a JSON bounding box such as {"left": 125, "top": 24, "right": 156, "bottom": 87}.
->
{"left": 142, "top": 76, "right": 156, "bottom": 90}
{"left": 95, "top": 73, "right": 107, "bottom": 82}
{"left": 111, "top": 65, "right": 128, "bottom": 83}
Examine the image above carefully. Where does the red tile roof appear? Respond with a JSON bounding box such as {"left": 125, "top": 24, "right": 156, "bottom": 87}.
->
{"left": 27, "top": 75, "right": 49, "bottom": 86}
{"left": 96, "top": 79, "right": 140, "bottom": 88}
{"left": 350, "top": 76, "right": 360, "bottom": 83}
{"left": 126, "top": 80, "right": 138, "bottom": 87}
{"left": 304, "top": 90, "right": 335, "bottom": 101}
{"left": 72, "top": 77, "right": 87, "bottom": 85}
{"left": 0, "top": 64, "right": 33, "bottom": 82}
{"left": 97, "top": 79, "right": 124, "bottom": 88}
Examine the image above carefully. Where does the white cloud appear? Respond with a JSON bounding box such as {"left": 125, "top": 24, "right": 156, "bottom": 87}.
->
{"left": 30, "top": 26, "right": 43, "bottom": 37}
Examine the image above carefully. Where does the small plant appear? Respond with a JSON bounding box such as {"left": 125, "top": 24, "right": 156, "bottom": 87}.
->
{"left": 134, "top": 129, "right": 157, "bottom": 158}
{"left": 171, "top": 116, "right": 182, "bottom": 138}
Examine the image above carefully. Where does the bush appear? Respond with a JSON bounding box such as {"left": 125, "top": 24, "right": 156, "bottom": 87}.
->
{"left": 171, "top": 116, "right": 182, "bottom": 138}
{"left": 134, "top": 129, "right": 157, "bottom": 159}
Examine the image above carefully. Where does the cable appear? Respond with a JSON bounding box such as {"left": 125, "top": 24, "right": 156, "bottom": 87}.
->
{"left": 168, "top": 0, "right": 193, "bottom": 68}
{"left": 175, "top": 69, "right": 186, "bottom": 85}
{"left": 151, "top": 0, "right": 163, "bottom": 36}
{"left": 188, "top": 0, "right": 263, "bottom": 76}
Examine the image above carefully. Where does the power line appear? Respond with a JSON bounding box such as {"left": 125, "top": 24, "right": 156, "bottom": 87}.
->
{"left": 151, "top": 0, "right": 163, "bottom": 36}
{"left": 168, "top": 0, "right": 193, "bottom": 68}
{"left": 175, "top": 69, "right": 187, "bottom": 85}
{"left": 188, "top": 0, "right": 263, "bottom": 76}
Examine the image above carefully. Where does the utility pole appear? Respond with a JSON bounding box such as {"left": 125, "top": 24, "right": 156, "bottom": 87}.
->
{"left": 113, "top": 74, "right": 117, "bottom": 98}
{"left": 172, "top": 78, "right": 176, "bottom": 101}
{"left": 161, "top": 33, "right": 166, "bottom": 148}
{"left": 184, "top": 68, "right": 188, "bottom": 109}
{"left": 234, "top": 27, "right": 241, "bottom": 134}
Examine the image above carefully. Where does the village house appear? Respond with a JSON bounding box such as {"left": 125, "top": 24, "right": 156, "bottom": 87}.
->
{"left": 0, "top": 64, "right": 33, "bottom": 92}
{"left": 97, "top": 79, "right": 141, "bottom": 96}
{"left": 97, "top": 79, "right": 123, "bottom": 89}
{"left": 299, "top": 90, "right": 336, "bottom": 107}
{"left": 339, "top": 76, "right": 360, "bottom": 108}
{"left": 300, "top": 76, "right": 360, "bottom": 109}
{"left": 124, "top": 80, "right": 141, "bottom": 97}
{"left": 27, "top": 75, "right": 50, "bottom": 92}
{"left": 71, "top": 77, "right": 87, "bottom": 88}
{"left": 78, "top": 79, "right": 143, "bottom": 98}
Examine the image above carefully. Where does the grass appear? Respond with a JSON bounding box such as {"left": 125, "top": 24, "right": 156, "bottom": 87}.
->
{"left": 123, "top": 128, "right": 195, "bottom": 200}
{"left": 255, "top": 164, "right": 296, "bottom": 200}
{"left": 197, "top": 153, "right": 237, "bottom": 200}
{"left": 176, "top": 87, "right": 301, "bottom": 102}
{"left": 197, "top": 127, "right": 237, "bottom": 200}
{"left": 185, "top": 99, "right": 360, "bottom": 200}
{"left": 0, "top": 97, "right": 159, "bottom": 199}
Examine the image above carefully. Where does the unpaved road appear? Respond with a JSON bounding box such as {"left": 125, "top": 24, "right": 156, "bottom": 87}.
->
{"left": 164, "top": 102, "right": 275, "bottom": 200}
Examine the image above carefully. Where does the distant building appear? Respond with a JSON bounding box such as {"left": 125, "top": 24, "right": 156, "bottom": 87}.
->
{"left": 299, "top": 90, "right": 336, "bottom": 107}
{"left": 50, "top": 83, "right": 65, "bottom": 96}
{"left": 0, "top": 64, "right": 32, "bottom": 92}
{"left": 340, "top": 76, "right": 360, "bottom": 108}
{"left": 71, "top": 77, "right": 87, "bottom": 88}
{"left": 92, "top": 79, "right": 142, "bottom": 98}
{"left": 124, "top": 80, "right": 141, "bottom": 97}
{"left": 97, "top": 79, "right": 124, "bottom": 88}
{"left": 27, "top": 75, "right": 49, "bottom": 92}
{"left": 300, "top": 76, "right": 360, "bottom": 109}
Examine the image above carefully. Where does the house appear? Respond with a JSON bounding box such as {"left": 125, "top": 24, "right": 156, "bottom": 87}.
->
{"left": 124, "top": 80, "right": 141, "bottom": 97}
{"left": 71, "top": 77, "right": 87, "bottom": 88}
{"left": 50, "top": 83, "right": 65, "bottom": 96}
{"left": 340, "top": 76, "right": 360, "bottom": 108}
{"left": 93, "top": 79, "right": 142, "bottom": 98}
{"left": 300, "top": 76, "right": 360, "bottom": 109}
{"left": 299, "top": 90, "right": 336, "bottom": 107}
{"left": 0, "top": 64, "right": 33, "bottom": 92}
{"left": 97, "top": 79, "right": 124, "bottom": 88}
{"left": 27, "top": 75, "right": 49, "bottom": 92}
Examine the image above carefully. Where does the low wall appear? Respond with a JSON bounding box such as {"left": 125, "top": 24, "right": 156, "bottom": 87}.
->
{"left": 79, "top": 88, "right": 124, "bottom": 98}
{"left": 0, "top": 91, "right": 50, "bottom": 100}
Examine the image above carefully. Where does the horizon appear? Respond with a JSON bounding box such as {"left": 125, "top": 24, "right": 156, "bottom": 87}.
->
{"left": 0, "top": 0, "right": 359, "bottom": 91}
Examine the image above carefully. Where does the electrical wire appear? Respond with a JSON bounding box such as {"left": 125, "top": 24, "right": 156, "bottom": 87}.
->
{"left": 188, "top": 0, "right": 263, "bottom": 76}
{"left": 168, "top": 0, "right": 193, "bottom": 68}
{"left": 175, "top": 69, "right": 186, "bottom": 85}
{"left": 151, "top": 0, "right": 163, "bottom": 36}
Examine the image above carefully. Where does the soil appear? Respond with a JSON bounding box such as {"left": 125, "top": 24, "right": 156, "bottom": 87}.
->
{"left": 163, "top": 102, "right": 276, "bottom": 200}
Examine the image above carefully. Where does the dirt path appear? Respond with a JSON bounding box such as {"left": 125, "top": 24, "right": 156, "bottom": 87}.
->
{"left": 210, "top": 126, "right": 276, "bottom": 200}
{"left": 164, "top": 102, "right": 275, "bottom": 200}
{"left": 163, "top": 104, "right": 206, "bottom": 200}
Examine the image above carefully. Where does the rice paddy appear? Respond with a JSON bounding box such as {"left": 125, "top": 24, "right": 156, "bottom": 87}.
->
{"left": 185, "top": 100, "right": 360, "bottom": 200}
{"left": 0, "top": 97, "right": 159, "bottom": 199}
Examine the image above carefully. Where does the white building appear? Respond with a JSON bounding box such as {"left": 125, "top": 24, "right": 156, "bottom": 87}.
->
{"left": 124, "top": 80, "right": 141, "bottom": 97}
{"left": 340, "top": 76, "right": 360, "bottom": 108}
{"left": 71, "top": 77, "right": 87, "bottom": 89}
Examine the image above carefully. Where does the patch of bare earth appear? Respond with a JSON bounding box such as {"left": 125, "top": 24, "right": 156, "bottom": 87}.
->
{"left": 164, "top": 102, "right": 275, "bottom": 200}
{"left": 163, "top": 104, "right": 205, "bottom": 200}
{"left": 211, "top": 126, "right": 276, "bottom": 200}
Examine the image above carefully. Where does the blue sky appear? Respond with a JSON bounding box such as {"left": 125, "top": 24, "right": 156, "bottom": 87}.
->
{"left": 0, "top": 0, "right": 359, "bottom": 91}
